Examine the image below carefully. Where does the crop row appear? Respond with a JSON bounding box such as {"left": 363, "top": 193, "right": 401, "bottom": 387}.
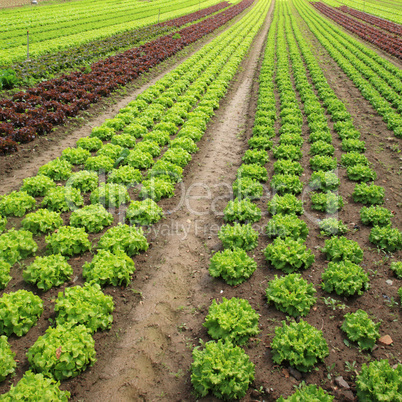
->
{"left": 338, "top": 5, "right": 402, "bottom": 36}
{"left": 0, "top": 0, "right": 224, "bottom": 65}
{"left": 0, "top": 0, "right": 271, "bottom": 396}
{"left": 296, "top": 0, "right": 402, "bottom": 140}
{"left": 0, "top": 0, "right": 254, "bottom": 155}
{"left": 3, "top": 1, "right": 231, "bottom": 83}
{"left": 311, "top": 2, "right": 402, "bottom": 59}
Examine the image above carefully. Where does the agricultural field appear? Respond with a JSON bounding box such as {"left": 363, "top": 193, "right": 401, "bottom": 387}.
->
{"left": 0, "top": 0, "right": 401, "bottom": 400}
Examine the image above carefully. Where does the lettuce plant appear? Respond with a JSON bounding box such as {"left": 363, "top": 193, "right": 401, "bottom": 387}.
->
{"left": 352, "top": 183, "right": 385, "bottom": 205}
{"left": 341, "top": 152, "right": 369, "bottom": 167}
{"left": 41, "top": 186, "right": 84, "bottom": 212}
{"left": 321, "top": 260, "right": 369, "bottom": 296}
{"left": 203, "top": 298, "right": 259, "bottom": 345}
{"left": 341, "top": 309, "right": 380, "bottom": 351}
{"left": 265, "top": 214, "right": 308, "bottom": 240}
{"left": 191, "top": 340, "right": 255, "bottom": 400}
{"left": 90, "top": 182, "right": 130, "bottom": 208}
{"left": 0, "top": 191, "right": 36, "bottom": 217}
{"left": 46, "top": 226, "right": 91, "bottom": 256}
{"left": 147, "top": 160, "right": 183, "bottom": 183}
{"left": 0, "top": 229, "right": 38, "bottom": 265}
{"left": 272, "top": 144, "right": 302, "bottom": 161}
{"left": 0, "top": 260, "right": 11, "bottom": 289}
{"left": 310, "top": 155, "right": 337, "bottom": 171}
{"left": 360, "top": 206, "right": 393, "bottom": 226}
{"left": 107, "top": 165, "right": 142, "bottom": 187}
{"left": 279, "top": 133, "right": 303, "bottom": 147}
{"left": 223, "top": 199, "right": 262, "bottom": 223}
{"left": 310, "top": 140, "right": 335, "bottom": 156}
{"left": 84, "top": 155, "right": 114, "bottom": 172}
{"left": 111, "top": 134, "right": 137, "bottom": 148}
{"left": 369, "top": 225, "right": 402, "bottom": 252}
{"left": 267, "top": 193, "right": 304, "bottom": 215}
{"left": 341, "top": 138, "right": 366, "bottom": 153}
{"left": 38, "top": 158, "right": 72, "bottom": 181}
{"left": 248, "top": 136, "right": 273, "bottom": 150}
{"left": 309, "top": 131, "right": 333, "bottom": 144}
{"left": 143, "top": 130, "right": 170, "bottom": 146}
{"left": 266, "top": 274, "right": 317, "bottom": 317}
{"left": 83, "top": 249, "right": 135, "bottom": 286}
{"left": 135, "top": 140, "right": 161, "bottom": 157}
{"left": 218, "top": 223, "right": 259, "bottom": 251}
{"left": 103, "top": 117, "right": 126, "bottom": 130}
{"left": 123, "top": 123, "right": 147, "bottom": 138}
{"left": 55, "top": 283, "right": 114, "bottom": 332}
{"left": 70, "top": 204, "right": 113, "bottom": 233}
{"left": 242, "top": 149, "right": 269, "bottom": 166}
{"left": 90, "top": 126, "right": 115, "bottom": 141}
{"left": 0, "top": 290, "right": 43, "bottom": 337}
{"left": 309, "top": 171, "right": 340, "bottom": 191}
{"left": 139, "top": 177, "right": 175, "bottom": 201}
{"left": 356, "top": 360, "right": 402, "bottom": 401}
{"left": 273, "top": 160, "right": 303, "bottom": 176}
{"left": 20, "top": 175, "right": 56, "bottom": 196}
{"left": 321, "top": 237, "right": 363, "bottom": 264}
{"left": 0, "top": 335, "right": 16, "bottom": 382}
{"left": 347, "top": 165, "right": 377, "bottom": 182}
{"left": 124, "top": 150, "right": 154, "bottom": 170}
{"left": 125, "top": 199, "right": 164, "bottom": 226}
{"left": 271, "top": 320, "right": 329, "bottom": 372}
{"left": 237, "top": 163, "right": 268, "bottom": 182}
{"left": 68, "top": 170, "right": 98, "bottom": 193}
{"left": 232, "top": 177, "right": 263, "bottom": 200}
{"left": 277, "top": 384, "right": 334, "bottom": 401}
{"left": 170, "top": 137, "right": 198, "bottom": 154}
{"left": 209, "top": 248, "right": 257, "bottom": 286}
{"left": 390, "top": 261, "right": 402, "bottom": 278}
{"left": 23, "top": 254, "right": 72, "bottom": 291}
{"left": 97, "top": 223, "right": 148, "bottom": 256}
{"left": 27, "top": 325, "right": 96, "bottom": 381}
{"left": 97, "top": 143, "right": 123, "bottom": 160}
{"left": 271, "top": 174, "right": 303, "bottom": 195}
{"left": 162, "top": 148, "right": 192, "bottom": 168}
{"left": 21, "top": 209, "right": 63, "bottom": 234}
{"left": 61, "top": 147, "right": 91, "bottom": 165}
{"left": 310, "top": 192, "right": 344, "bottom": 214}
{"left": 318, "top": 218, "right": 348, "bottom": 236}
{"left": 264, "top": 237, "right": 315, "bottom": 273}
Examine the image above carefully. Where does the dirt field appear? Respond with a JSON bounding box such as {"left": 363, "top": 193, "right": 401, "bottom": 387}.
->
{"left": 0, "top": 0, "right": 401, "bottom": 400}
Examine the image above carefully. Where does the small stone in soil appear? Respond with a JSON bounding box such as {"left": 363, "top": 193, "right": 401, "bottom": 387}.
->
{"left": 288, "top": 366, "right": 302, "bottom": 381}
{"left": 385, "top": 280, "right": 393, "bottom": 286}
{"left": 335, "top": 376, "right": 350, "bottom": 389}
{"left": 378, "top": 335, "right": 393, "bottom": 346}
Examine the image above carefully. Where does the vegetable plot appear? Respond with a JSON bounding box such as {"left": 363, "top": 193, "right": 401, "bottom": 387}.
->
{"left": 0, "top": 0, "right": 254, "bottom": 155}
{"left": 311, "top": 2, "right": 402, "bottom": 59}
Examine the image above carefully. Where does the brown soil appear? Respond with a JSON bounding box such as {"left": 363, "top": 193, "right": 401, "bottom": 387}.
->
{"left": 1, "top": 0, "right": 402, "bottom": 401}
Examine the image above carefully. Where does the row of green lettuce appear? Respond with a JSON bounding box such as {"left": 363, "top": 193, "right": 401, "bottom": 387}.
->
{"left": 190, "top": 0, "right": 402, "bottom": 399}
{"left": 296, "top": 0, "right": 402, "bottom": 140}
{"left": 0, "top": 0, "right": 225, "bottom": 66}
{"left": 0, "top": 0, "right": 272, "bottom": 398}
